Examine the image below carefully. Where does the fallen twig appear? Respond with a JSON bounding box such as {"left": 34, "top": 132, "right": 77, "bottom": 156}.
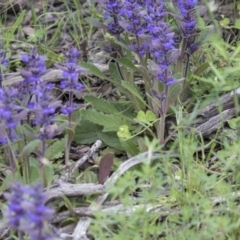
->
{"left": 46, "top": 183, "right": 105, "bottom": 203}
{"left": 68, "top": 140, "right": 102, "bottom": 178}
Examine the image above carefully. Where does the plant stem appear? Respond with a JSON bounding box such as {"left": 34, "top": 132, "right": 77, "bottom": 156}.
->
{"left": 139, "top": 55, "right": 153, "bottom": 110}
{"left": 159, "top": 84, "right": 169, "bottom": 145}
{"left": 180, "top": 53, "right": 190, "bottom": 98}
{"left": 65, "top": 91, "right": 74, "bottom": 166}
{"left": 40, "top": 138, "right": 48, "bottom": 187}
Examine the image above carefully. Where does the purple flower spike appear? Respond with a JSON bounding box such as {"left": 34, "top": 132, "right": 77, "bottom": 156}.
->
{"left": 56, "top": 46, "right": 86, "bottom": 120}
{"left": 100, "top": 0, "right": 124, "bottom": 36}
{"left": 21, "top": 47, "right": 46, "bottom": 71}
{"left": 64, "top": 45, "right": 80, "bottom": 64}
{"left": 28, "top": 81, "right": 62, "bottom": 135}
{"left": 19, "top": 47, "right": 48, "bottom": 94}
{"left": 3, "top": 182, "right": 57, "bottom": 240}
{"left": 142, "top": 0, "right": 179, "bottom": 86}
{"left": 0, "top": 86, "right": 27, "bottom": 143}
{"left": 0, "top": 42, "right": 8, "bottom": 67}
{"left": 56, "top": 46, "right": 86, "bottom": 94}
{"left": 176, "top": 0, "right": 199, "bottom": 54}
{"left": 0, "top": 42, "right": 9, "bottom": 85}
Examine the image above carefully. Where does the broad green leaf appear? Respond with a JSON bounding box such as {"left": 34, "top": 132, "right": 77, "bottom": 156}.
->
{"left": 85, "top": 17, "right": 106, "bottom": 29}
{"left": 108, "top": 63, "right": 130, "bottom": 95}
{"left": 81, "top": 109, "right": 130, "bottom": 132}
{"left": 208, "top": 33, "right": 222, "bottom": 42}
{"left": 119, "top": 138, "right": 139, "bottom": 156}
{"left": 21, "top": 139, "right": 41, "bottom": 159}
{"left": 220, "top": 18, "right": 230, "bottom": 28}
{"left": 80, "top": 62, "right": 106, "bottom": 79}
{"left": 168, "top": 83, "right": 182, "bottom": 105}
{"left": 112, "top": 101, "right": 136, "bottom": 118}
{"left": 196, "top": 16, "right": 205, "bottom": 29}
{"left": 74, "top": 120, "right": 102, "bottom": 144}
{"left": 45, "top": 139, "right": 66, "bottom": 160}
{"left": 110, "top": 37, "right": 132, "bottom": 52}
{"left": 116, "top": 57, "right": 140, "bottom": 72}
{"left": 227, "top": 117, "right": 240, "bottom": 130}
{"left": 29, "top": 157, "right": 41, "bottom": 183}
{"left": 234, "top": 19, "right": 240, "bottom": 29}
{"left": 71, "top": 110, "right": 82, "bottom": 125}
{"left": 109, "top": 62, "right": 122, "bottom": 82}
{"left": 121, "top": 81, "right": 146, "bottom": 108}
{"left": 84, "top": 95, "right": 119, "bottom": 114}
{"left": 75, "top": 120, "right": 123, "bottom": 150}
{"left": 44, "top": 164, "right": 57, "bottom": 187}
{"left": 0, "top": 171, "right": 22, "bottom": 193}
{"left": 97, "top": 132, "right": 124, "bottom": 151}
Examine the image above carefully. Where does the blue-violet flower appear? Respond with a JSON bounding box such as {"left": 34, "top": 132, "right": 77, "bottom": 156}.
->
{"left": 3, "top": 182, "right": 56, "bottom": 240}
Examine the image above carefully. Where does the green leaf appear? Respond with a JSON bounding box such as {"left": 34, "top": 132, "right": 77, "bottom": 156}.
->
{"left": 234, "top": 19, "right": 240, "bottom": 29}
{"left": 116, "top": 57, "right": 140, "bottom": 72}
{"left": 80, "top": 62, "right": 106, "bottom": 79}
{"left": 44, "top": 164, "right": 57, "bottom": 187}
{"left": 84, "top": 95, "right": 119, "bottom": 114}
{"left": 108, "top": 63, "right": 130, "bottom": 96}
{"left": 192, "top": 62, "right": 210, "bottom": 77}
{"left": 71, "top": 110, "right": 82, "bottom": 125}
{"left": 81, "top": 109, "right": 130, "bottom": 132}
{"left": 85, "top": 17, "right": 106, "bottom": 29}
{"left": 144, "top": 110, "right": 156, "bottom": 122}
{"left": 227, "top": 117, "right": 240, "bottom": 130}
{"left": 21, "top": 139, "right": 41, "bottom": 159}
{"left": 136, "top": 110, "right": 156, "bottom": 124}
{"left": 61, "top": 194, "right": 75, "bottom": 215}
{"left": 121, "top": 138, "right": 139, "bottom": 156}
{"left": 45, "top": 139, "right": 66, "bottom": 160}
{"left": 196, "top": 17, "right": 205, "bottom": 29}
{"left": 220, "top": 18, "right": 230, "bottom": 28}
{"left": 74, "top": 120, "right": 102, "bottom": 144}
{"left": 0, "top": 171, "right": 22, "bottom": 193}
{"left": 97, "top": 132, "right": 124, "bottom": 151}
{"left": 109, "top": 62, "right": 122, "bottom": 82}
{"left": 78, "top": 170, "right": 98, "bottom": 183}
{"left": 29, "top": 157, "right": 41, "bottom": 183}
{"left": 121, "top": 81, "right": 146, "bottom": 108}
{"left": 208, "top": 33, "right": 222, "bottom": 42}
{"left": 110, "top": 37, "right": 132, "bottom": 52}
{"left": 75, "top": 119, "right": 124, "bottom": 150}
{"left": 168, "top": 83, "right": 182, "bottom": 105}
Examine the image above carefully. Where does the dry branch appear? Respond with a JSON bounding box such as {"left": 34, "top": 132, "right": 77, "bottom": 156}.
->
{"left": 46, "top": 183, "right": 105, "bottom": 203}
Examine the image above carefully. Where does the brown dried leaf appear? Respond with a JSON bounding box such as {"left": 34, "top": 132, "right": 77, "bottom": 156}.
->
{"left": 98, "top": 153, "right": 114, "bottom": 184}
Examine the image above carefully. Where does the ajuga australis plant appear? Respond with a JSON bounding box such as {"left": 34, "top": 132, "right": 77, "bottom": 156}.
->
{"left": 87, "top": 0, "right": 201, "bottom": 147}
{"left": 56, "top": 46, "right": 86, "bottom": 165}
{"left": 3, "top": 182, "right": 57, "bottom": 240}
